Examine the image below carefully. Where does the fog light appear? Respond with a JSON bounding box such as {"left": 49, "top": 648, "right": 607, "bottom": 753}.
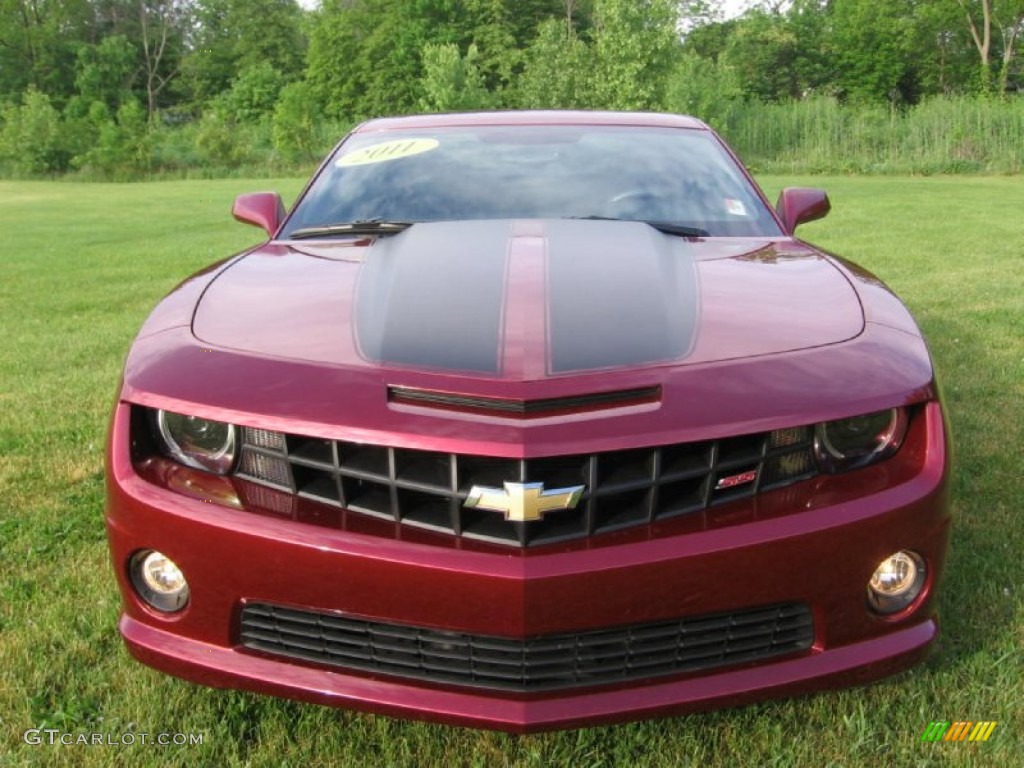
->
{"left": 868, "top": 550, "right": 925, "bottom": 614}
{"left": 130, "top": 550, "right": 189, "bottom": 612}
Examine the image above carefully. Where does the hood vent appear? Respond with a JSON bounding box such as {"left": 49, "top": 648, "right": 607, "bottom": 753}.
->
{"left": 387, "top": 385, "right": 661, "bottom": 418}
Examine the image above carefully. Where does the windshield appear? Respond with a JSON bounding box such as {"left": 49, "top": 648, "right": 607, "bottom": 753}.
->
{"left": 282, "top": 124, "right": 782, "bottom": 238}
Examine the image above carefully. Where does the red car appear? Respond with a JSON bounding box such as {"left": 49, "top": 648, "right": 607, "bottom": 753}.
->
{"left": 105, "top": 111, "right": 950, "bottom": 732}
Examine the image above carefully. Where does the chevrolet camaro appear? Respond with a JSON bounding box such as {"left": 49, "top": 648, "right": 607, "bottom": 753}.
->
{"left": 105, "top": 111, "right": 951, "bottom": 732}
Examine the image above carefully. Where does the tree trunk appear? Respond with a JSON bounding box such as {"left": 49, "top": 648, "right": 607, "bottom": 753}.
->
{"left": 958, "top": 0, "right": 993, "bottom": 90}
{"left": 139, "top": 1, "right": 181, "bottom": 123}
{"left": 995, "top": 10, "right": 1024, "bottom": 94}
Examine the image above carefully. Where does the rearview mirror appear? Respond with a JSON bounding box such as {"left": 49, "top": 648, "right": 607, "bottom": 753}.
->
{"left": 232, "top": 192, "right": 285, "bottom": 237}
{"left": 775, "top": 188, "right": 830, "bottom": 234}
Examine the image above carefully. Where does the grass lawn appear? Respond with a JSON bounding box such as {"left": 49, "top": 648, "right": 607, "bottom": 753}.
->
{"left": 1, "top": 176, "right": 1021, "bottom": 767}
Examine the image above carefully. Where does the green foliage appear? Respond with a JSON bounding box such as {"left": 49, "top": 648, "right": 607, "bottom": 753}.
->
{"left": 73, "top": 35, "right": 137, "bottom": 113}
{"left": 664, "top": 52, "right": 743, "bottom": 130}
{"left": 179, "top": 1, "right": 238, "bottom": 105}
{"left": 306, "top": 0, "right": 461, "bottom": 119}
{"left": 461, "top": 0, "right": 520, "bottom": 89}
{"left": 911, "top": 0, "right": 979, "bottom": 95}
{"left": 588, "top": 0, "right": 678, "bottom": 110}
{"left": 501, "top": 0, "right": 566, "bottom": 45}
{"left": 518, "top": 0, "right": 680, "bottom": 111}
{"left": 3, "top": 0, "right": 1024, "bottom": 181}
{"left": 0, "top": 0, "right": 95, "bottom": 103}
{"left": 229, "top": 0, "right": 306, "bottom": 77}
{"left": 304, "top": 1, "right": 366, "bottom": 118}
{"left": 180, "top": 0, "right": 306, "bottom": 108}
{"left": 830, "top": 0, "right": 920, "bottom": 103}
{"left": 719, "top": 94, "right": 1024, "bottom": 174}
{"left": 418, "top": 43, "right": 493, "bottom": 112}
{"left": 195, "top": 111, "right": 251, "bottom": 169}
{"left": 785, "top": 0, "right": 834, "bottom": 95}
{"left": 272, "top": 81, "right": 326, "bottom": 163}
{"left": 306, "top": 0, "right": 575, "bottom": 119}
{"left": 217, "top": 63, "right": 287, "bottom": 123}
{"left": 721, "top": 11, "right": 802, "bottom": 101}
{"left": 683, "top": 18, "right": 739, "bottom": 63}
{"left": 71, "top": 100, "right": 152, "bottom": 178}
{"left": 0, "top": 88, "right": 66, "bottom": 174}
{"left": 516, "top": 20, "right": 593, "bottom": 108}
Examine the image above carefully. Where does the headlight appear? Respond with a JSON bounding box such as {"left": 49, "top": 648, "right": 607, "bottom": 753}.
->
{"left": 154, "top": 410, "right": 236, "bottom": 474}
{"left": 814, "top": 408, "right": 908, "bottom": 473}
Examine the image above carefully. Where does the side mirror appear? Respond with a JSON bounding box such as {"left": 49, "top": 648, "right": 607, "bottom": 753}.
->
{"left": 232, "top": 192, "right": 285, "bottom": 237}
{"left": 775, "top": 187, "right": 830, "bottom": 234}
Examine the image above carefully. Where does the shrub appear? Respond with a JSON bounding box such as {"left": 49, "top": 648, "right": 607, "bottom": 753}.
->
{"left": 664, "top": 53, "right": 744, "bottom": 131}
{"left": 272, "top": 81, "right": 323, "bottom": 163}
{"left": 418, "top": 43, "right": 493, "bottom": 112}
{"left": 515, "top": 20, "right": 593, "bottom": 109}
{"left": 0, "top": 88, "right": 67, "bottom": 175}
{"left": 71, "top": 100, "right": 152, "bottom": 178}
{"left": 217, "top": 63, "right": 287, "bottom": 123}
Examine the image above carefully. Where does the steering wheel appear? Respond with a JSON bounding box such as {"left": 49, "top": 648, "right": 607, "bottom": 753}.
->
{"left": 605, "top": 189, "right": 665, "bottom": 219}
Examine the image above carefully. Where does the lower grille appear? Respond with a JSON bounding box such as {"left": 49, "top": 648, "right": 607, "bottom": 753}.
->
{"left": 239, "top": 602, "right": 814, "bottom": 692}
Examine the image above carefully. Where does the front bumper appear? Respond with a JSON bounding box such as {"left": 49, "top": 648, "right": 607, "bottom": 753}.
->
{"left": 120, "top": 614, "right": 936, "bottom": 731}
{"left": 105, "top": 402, "right": 950, "bottom": 732}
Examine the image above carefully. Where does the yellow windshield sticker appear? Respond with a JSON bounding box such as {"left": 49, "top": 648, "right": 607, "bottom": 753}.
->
{"left": 337, "top": 138, "right": 439, "bottom": 167}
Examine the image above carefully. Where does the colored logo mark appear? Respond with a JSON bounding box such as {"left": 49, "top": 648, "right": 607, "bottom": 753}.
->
{"left": 921, "top": 721, "right": 998, "bottom": 742}
{"left": 465, "top": 481, "right": 584, "bottom": 523}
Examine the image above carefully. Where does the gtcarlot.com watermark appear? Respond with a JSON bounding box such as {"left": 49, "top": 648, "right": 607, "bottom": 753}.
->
{"left": 24, "top": 729, "right": 203, "bottom": 747}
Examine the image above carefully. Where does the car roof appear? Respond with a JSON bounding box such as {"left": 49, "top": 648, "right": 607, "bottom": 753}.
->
{"left": 354, "top": 111, "right": 710, "bottom": 134}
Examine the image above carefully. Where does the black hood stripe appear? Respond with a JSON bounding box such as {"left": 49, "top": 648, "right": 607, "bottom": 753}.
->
{"left": 355, "top": 221, "right": 511, "bottom": 373}
{"left": 355, "top": 220, "right": 699, "bottom": 376}
{"left": 545, "top": 220, "right": 699, "bottom": 373}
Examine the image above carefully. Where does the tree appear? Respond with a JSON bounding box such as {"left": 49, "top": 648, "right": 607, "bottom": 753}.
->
{"left": 272, "top": 80, "right": 325, "bottom": 162}
{"left": 679, "top": 0, "right": 724, "bottom": 31}
{"left": 307, "top": 0, "right": 468, "bottom": 118}
{"left": 722, "top": 10, "right": 803, "bottom": 100}
{"left": 138, "top": 0, "right": 191, "bottom": 121}
{"left": 0, "top": 87, "right": 65, "bottom": 173}
{"left": 910, "top": 0, "right": 978, "bottom": 95}
{"left": 958, "top": 0, "right": 1024, "bottom": 92}
{"left": 71, "top": 99, "right": 151, "bottom": 176}
{"left": 829, "top": 0, "right": 920, "bottom": 103}
{"left": 216, "top": 62, "right": 286, "bottom": 122}
{"left": 461, "top": 0, "right": 519, "bottom": 91}
{"left": 683, "top": 19, "right": 739, "bottom": 63}
{"left": 999, "top": 14, "right": 1024, "bottom": 91}
{"left": 588, "top": 0, "right": 679, "bottom": 110}
{"left": 664, "top": 50, "right": 743, "bottom": 126}
{"left": 516, "top": 18, "right": 593, "bottom": 108}
{"left": 72, "top": 34, "right": 137, "bottom": 113}
{"left": 178, "top": 0, "right": 235, "bottom": 104}
{"left": 785, "top": 0, "right": 833, "bottom": 96}
{"left": 306, "top": 0, "right": 372, "bottom": 118}
{"left": 0, "top": 0, "right": 95, "bottom": 103}
{"left": 501, "top": 0, "right": 565, "bottom": 43}
{"left": 418, "top": 42, "right": 493, "bottom": 111}
{"left": 180, "top": 0, "right": 305, "bottom": 107}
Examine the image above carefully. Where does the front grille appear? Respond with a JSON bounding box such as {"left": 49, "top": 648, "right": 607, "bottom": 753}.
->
{"left": 239, "top": 602, "right": 814, "bottom": 692}
{"left": 235, "top": 425, "right": 818, "bottom": 547}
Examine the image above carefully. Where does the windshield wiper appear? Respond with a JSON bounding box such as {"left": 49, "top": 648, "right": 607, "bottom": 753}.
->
{"left": 568, "top": 216, "right": 708, "bottom": 238}
{"left": 287, "top": 220, "right": 414, "bottom": 239}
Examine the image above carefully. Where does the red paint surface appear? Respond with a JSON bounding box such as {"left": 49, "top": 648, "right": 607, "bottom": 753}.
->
{"left": 106, "top": 111, "right": 952, "bottom": 730}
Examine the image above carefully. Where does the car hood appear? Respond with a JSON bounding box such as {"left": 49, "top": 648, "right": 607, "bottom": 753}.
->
{"left": 192, "top": 219, "right": 863, "bottom": 381}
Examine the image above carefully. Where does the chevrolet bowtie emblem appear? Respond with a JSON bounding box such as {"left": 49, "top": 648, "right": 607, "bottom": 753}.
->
{"left": 465, "top": 481, "right": 585, "bottom": 523}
